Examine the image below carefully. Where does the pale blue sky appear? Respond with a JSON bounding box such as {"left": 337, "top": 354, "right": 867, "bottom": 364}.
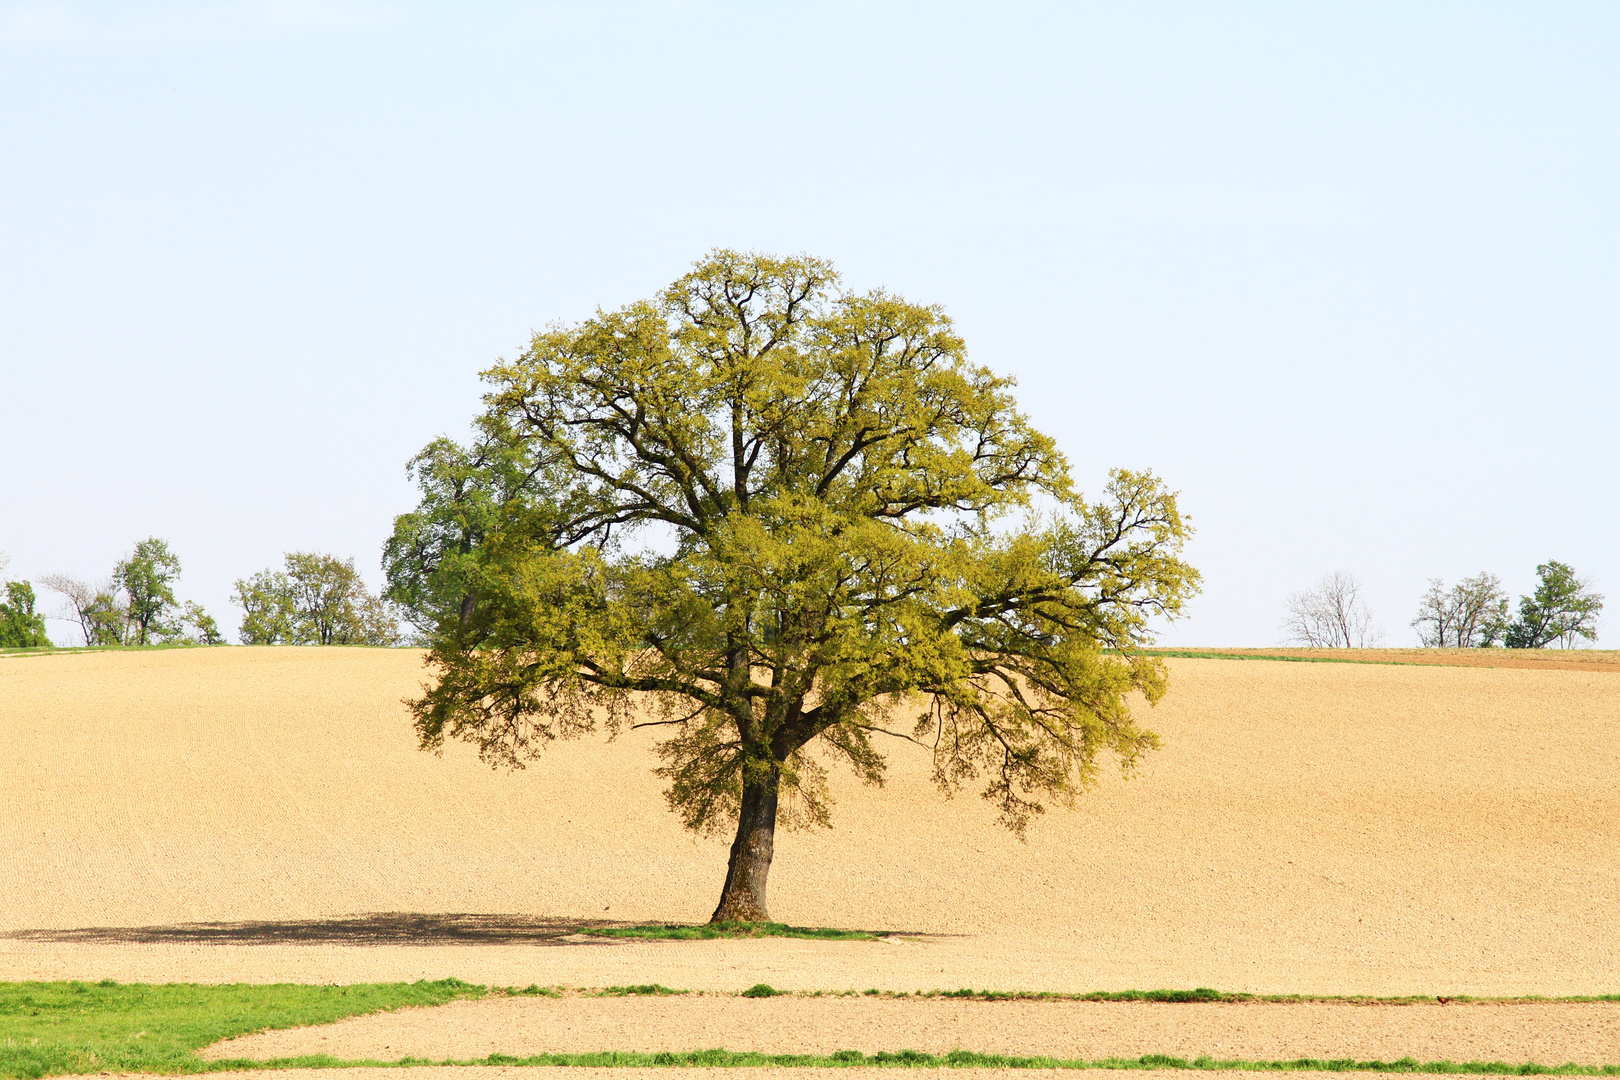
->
{"left": 2, "top": 1, "right": 1615, "bottom": 647}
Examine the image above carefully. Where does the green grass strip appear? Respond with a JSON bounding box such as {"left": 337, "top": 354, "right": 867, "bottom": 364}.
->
{"left": 0, "top": 979, "right": 483, "bottom": 1079}
{"left": 203, "top": 1049, "right": 1620, "bottom": 1074}
{"left": 582, "top": 920, "right": 885, "bottom": 941}
{"left": 7, "top": 980, "right": 1620, "bottom": 1078}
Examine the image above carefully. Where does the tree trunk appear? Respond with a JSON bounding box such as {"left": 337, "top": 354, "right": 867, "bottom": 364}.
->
{"left": 709, "top": 766, "right": 780, "bottom": 923}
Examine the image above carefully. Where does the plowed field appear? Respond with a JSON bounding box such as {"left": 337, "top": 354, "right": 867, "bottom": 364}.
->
{"left": 2, "top": 646, "right": 1616, "bottom": 1068}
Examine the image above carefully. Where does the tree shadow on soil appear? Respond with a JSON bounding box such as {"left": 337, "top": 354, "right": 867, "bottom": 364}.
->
{"left": 2, "top": 912, "right": 628, "bottom": 947}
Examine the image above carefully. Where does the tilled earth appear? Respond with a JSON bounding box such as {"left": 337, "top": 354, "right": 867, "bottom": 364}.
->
{"left": 202, "top": 996, "right": 1620, "bottom": 1065}
{"left": 3, "top": 646, "right": 1618, "bottom": 1070}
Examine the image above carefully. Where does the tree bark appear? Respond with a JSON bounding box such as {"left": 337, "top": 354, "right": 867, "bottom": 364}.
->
{"left": 709, "top": 766, "right": 780, "bottom": 923}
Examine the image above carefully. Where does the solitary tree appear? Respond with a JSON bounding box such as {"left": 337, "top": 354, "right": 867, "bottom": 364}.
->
{"left": 113, "top": 538, "right": 182, "bottom": 645}
{"left": 1411, "top": 572, "right": 1510, "bottom": 648}
{"left": 1281, "top": 571, "right": 1380, "bottom": 648}
{"left": 235, "top": 552, "right": 400, "bottom": 646}
{"left": 396, "top": 250, "right": 1200, "bottom": 922}
{"left": 1504, "top": 561, "right": 1603, "bottom": 649}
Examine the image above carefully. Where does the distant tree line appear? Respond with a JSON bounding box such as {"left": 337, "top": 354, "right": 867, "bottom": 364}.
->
{"left": 1413, "top": 561, "right": 1603, "bottom": 649}
{"left": 4, "top": 540, "right": 401, "bottom": 648}
{"left": 233, "top": 552, "right": 399, "bottom": 646}
{"left": 1283, "top": 561, "right": 1603, "bottom": 649}
{"left": 33, "top": 538, "right": 223, "bottom": 647}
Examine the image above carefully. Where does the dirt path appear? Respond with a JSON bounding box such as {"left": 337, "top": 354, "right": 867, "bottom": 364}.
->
{"left": 202, "top": 997, "right": 1620, "bottom": 1066}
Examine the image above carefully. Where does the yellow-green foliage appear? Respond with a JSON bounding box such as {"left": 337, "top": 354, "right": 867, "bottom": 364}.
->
{"left": 406, "top": 249, "right": 1199, "bottom": 837}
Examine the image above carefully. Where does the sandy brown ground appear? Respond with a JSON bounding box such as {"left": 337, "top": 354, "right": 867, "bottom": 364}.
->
{"left": 2, "top": 646, "right": 1617, "bottom": 999}
{"left": 202, "top": 996, "right": 1620, "bottom": 1065}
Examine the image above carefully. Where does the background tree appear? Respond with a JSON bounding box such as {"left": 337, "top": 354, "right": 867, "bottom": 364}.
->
{"left": 39, "top": 574, "right": 102, "bottom": 645}
{"left": 1411, "top": 572, "right": 1509, "bottom": 648}
{"left": 0, "top": 551, "right": 51, "bottom": 646}
{"left": 1281, "top": 571, "right": 1381, "bottom": 648}
{"left": 38, "top": 551, "right": 217, "bottom": 648}
{"left": 0, "top": 580, "right": 53, "bottom": 647}
{"left": 113, "top": 538, "right": 181, "bottom": 645}
{"left": 235, "top": 568, "right": 297, "bottom": 644}
{"left": 383, "top": 436, "right": 534, "bottom": 638}
{"left": 234, "top": 552, "right": 401, "bottom": 646}
{"left": 38, "top": 574, "right": 133, "bottom": 646}
{"left": 85, "top": 587, "right": 131, "bottom": 645}
{"left": 1504, "top": 561, "right": 1603, "bottom": 648}
{"left": 400, "top": 250, "right": 1200, "bottom": 923}
{"left": 179, "top": 601, "right": 226, "bottom": 645}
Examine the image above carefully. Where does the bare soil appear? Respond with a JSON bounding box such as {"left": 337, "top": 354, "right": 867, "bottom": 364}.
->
{"left": 203, "top": 996, "right": 1620, "bottom": 1065}
{"left": 3, "top": 646, "right": 1618, "bottom": 1066}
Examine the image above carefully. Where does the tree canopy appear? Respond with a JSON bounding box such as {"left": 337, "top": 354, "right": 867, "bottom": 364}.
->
{"left": 393, "top": 250, "right": 1200, "bottom": 921}
{"left": 1411, "top": 572, "right": 1509, "bottom": 648}
{"left": 41, "top": 540, "right": 219, "bottom": 646}
{"left": 2, "top": 551, "right": 58, "bottom": 647}
{"left": 234, "top": 552, "right": 401, "bottom": 646}
{"left": 0, "top": 580, "right": 52, "bottom": 648}
{"left": 113, "top": 538, "right": 181, "bottom": 645}
{"left": 1504, "top": 561, "right": 1604, "bottom": 649}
